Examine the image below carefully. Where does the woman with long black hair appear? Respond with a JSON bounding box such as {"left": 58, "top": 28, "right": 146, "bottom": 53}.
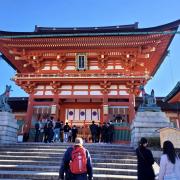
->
{"left": 136, "top": 137, "right": 155, "bottom": 180}
{"left": 159, "top": 140, "right": 178, "bottom": 180}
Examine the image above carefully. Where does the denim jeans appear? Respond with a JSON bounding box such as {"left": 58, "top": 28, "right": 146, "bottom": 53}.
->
{"left": 53, "top": 128, "right": 60, "bottom": 141}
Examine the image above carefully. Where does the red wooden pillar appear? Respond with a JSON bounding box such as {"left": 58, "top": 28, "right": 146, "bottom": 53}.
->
{"left": 129, "top": 94, "right": 135, "bottom": 123}
{"left": 24, "top": 94, "right": 34, "bottom": 133}
{"left": 102, "top": 96, "right": 109, "bottom": 123}
{"left": 52, "top": 96, "right": 60, "bottom": 120}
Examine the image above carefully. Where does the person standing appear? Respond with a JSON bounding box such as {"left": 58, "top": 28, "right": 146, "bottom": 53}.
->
{"left": 63, "top": 122, "right": 71, "bottom": 143}
{"left": 53, "top": 119, "right": 61, "bottom": 142}
{"left": 159, "top": 140, "right": 179, "bottom": 180}
{"left": 47, "top": 117, "right": 54, "bottom": 143}
{"left": 107, "top": 121, "right": 114, "bottom": 143}
{"left": 96, "top": 123, "right": 101, "bottom": 143}
{"left": 72, "top": 125, "right": 78, "bottom": 143}
{"left": 89, "top": 121, "right": 97, "bottom": 143}
{"left": 101, "top": 122, "right": 107, "bottom": 143}
{"left": 136, "top": 137, "right": 155, "bottom": 180}
{"left": 60, "top": 121, "right": 64, "bottom": 142}
{"left": 34, "top": 120, "right": 40, "bottom": 142}
{"left": 43, "top": 121, "right": 49, "bottom": 143}
{"left": 59, "top": 137, "right": 93, "bottom": 180}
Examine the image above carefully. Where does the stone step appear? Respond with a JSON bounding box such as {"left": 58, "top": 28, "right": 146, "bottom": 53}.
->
{"left": 0, "top": 144, "right": 134, "bottom": 151}
{"left": 1, "top": 142, "right": 132, "bottom": 148}
{"left": 0, "top": 144, "right": 134, "bottom": 149}
{"left": 0, "top": 143, "right": 137, "bottom": 179}
{"left": 0, "top": 165, "right": 137, "bottom": 176}
{"left": 0, "top": 152, "right": 136, "bottom": 159}
{"left": 0, "top": 148, "right": 135, "bottom": 155}
{"left": 0, "top": 155, "right": 137, "bottom": 163}
{"left": 0, "top": 171, "right": 137, "bottom": 180}
{"left": 0, "top": 159, "right": 137, "bottom": 167}
{"left": 0, "top": 150, "right": 136, "bottom": 156}
{"left": 0, "top": 163, "right": 137, "bottom": 170}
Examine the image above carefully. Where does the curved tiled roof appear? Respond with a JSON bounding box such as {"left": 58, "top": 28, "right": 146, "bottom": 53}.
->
{"left": 0, "top": 20, "right": 179, "bottom": 37}
{"left": 164, "top": 82, "right": 180, "bottom": 102}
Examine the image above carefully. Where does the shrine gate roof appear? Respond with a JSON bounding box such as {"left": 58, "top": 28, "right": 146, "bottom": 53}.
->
{"left": 0, "top": 20, "right": 179, "bottom": 77}
{"left": 0, "top": 20, "right": 179, "bottom": 37}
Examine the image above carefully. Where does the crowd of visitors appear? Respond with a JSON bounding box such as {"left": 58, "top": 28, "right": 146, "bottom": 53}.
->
{"left": 89, "top": 121, "right": 114, "bottom": 143}
{"left": 34, "top": 118, "right": 114, "bottom": 144}
{"left": 34, "top": 117, "right": 78, "bottom": 143}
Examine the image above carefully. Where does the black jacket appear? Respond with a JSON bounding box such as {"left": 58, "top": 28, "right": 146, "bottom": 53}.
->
{"left": 136, "top": 146, "right": 155, "bottom": 180}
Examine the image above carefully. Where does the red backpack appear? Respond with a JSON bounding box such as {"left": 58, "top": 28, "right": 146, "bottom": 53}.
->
{"left": 69, "top": 146, "right": 87, "bottom": 174}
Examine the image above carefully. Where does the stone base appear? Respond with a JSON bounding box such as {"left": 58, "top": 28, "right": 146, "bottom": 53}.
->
{"left": 130, "top": 111, "right": 173, "bottom": 148}
{"left": 0, "top": 112, "right": 18, "bottom": 143}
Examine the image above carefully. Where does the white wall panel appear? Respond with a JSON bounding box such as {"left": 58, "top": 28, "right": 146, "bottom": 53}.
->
{"left": 74, "top": 85, "right": 88, "bottom": 89}
{"left": 45, "top": 91, "right": 54, "bottom": 95}
{"left": 108, "top": 91, "right": 118, "bottom": 95}
{"left": 42, "top": 66, "right": 50, "bottom": 70}
{"left": 65, "top": 66, "right": 75, "bottom": 70}
{"left": 89, "top": 66, "right": 99, "bottom": 70}
{"left": 34, "top": 91, "right": 43, "bottom": 95}
{"left": 106, "top": 66, "right": 114, "bottom": 69}
{"left": 59, "top": 91, "right": 72, "bottom": 95}
{"left": 36, "top": 86, "right": 44, "bottom": 89}
{"left": 74, "top": 109, "right": 80, "bottom": 121}
{"left": 73, "top": 91, "right": 88, "bottom": 95}
{"left": 52, "top": 66, "right": 59, "bottom": 70}
{"left": 109, "top": 85, "right": 117, "bottom": 89}
{"left": 60, "top": 85, "right": 72, "bottom": 89}
{"left": 119, "top": 85, "right": 127, "bottom": 89}
{"left": 90, "top": 85, "right": 101, "bottom": 89}
{"left": 46, "top": 86, "right": 53, "bottom": 89}
{"left": 119, "top": 90, "right": 129, "bottom": 95}
{"left": 90, "top": 91, "right": 102, "bottom": 95}
{"left": 115, "top": 65, "right": 123, "bottom": 69}
{"left": 86, "top": 109, "right": 92, "bottom": 120}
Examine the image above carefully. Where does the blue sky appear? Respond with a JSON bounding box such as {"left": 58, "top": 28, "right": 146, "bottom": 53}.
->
{"left": 0, "top": 0, "right": 179, "bottom": 97}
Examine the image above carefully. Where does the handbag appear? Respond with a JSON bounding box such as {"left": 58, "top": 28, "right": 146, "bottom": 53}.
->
{"left": 152, "top": 161, "right": 160, "bottom": 177}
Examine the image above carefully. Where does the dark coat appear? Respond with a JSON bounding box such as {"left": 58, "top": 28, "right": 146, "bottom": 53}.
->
{"left": 59, "top": 145, "right": 93, "bottom": 180}
{"left": 136, "top": 146, "right": 155, "bottom": 180}
{"left": 89, "top": 124, "right": 97, "bottom": 135}
{"left": 64, "top": 124, "right": 71, "bottom": 132}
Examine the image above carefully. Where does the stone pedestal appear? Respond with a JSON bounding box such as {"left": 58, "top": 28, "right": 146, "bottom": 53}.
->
{"left": 131, "top": 112, "right": 172, "bottom": 148}
{"left": 0, "top": 112, "right": 18, "bottom": 143}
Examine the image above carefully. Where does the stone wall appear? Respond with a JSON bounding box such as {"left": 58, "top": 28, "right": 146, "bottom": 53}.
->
{"left": 131, "top": 111, "right": 172, "bottom": 148}
{"left": 0, "top": 112, "right": 18, "bottom": 143}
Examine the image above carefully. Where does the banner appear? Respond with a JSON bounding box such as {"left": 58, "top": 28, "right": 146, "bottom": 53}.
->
{"left": 66, "top": 108, "right": 100, "bottom": 121}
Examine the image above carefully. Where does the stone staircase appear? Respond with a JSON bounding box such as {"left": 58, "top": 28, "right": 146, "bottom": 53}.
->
{"left": 0, "top": 143, "right": 137, "bottom": 180}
